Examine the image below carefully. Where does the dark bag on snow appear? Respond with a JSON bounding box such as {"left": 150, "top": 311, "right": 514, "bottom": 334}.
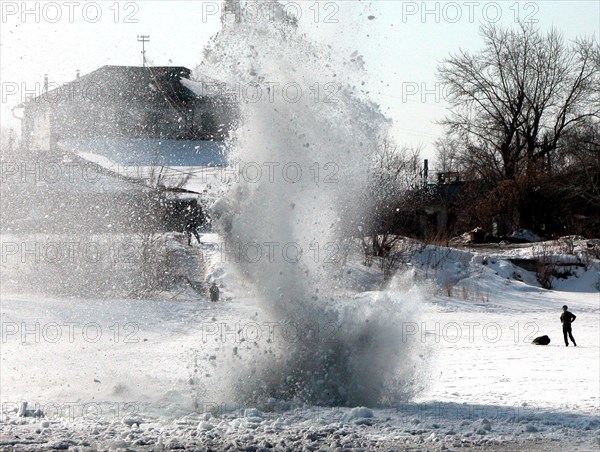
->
{"left": 532, "top": 335, "right": 551, "bottom": 345}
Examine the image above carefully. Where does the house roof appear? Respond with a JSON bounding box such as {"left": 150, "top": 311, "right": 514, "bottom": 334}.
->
{"left": 18, "top": 65, "right": 197, "bottom": 108}
{"left": 59, "top": 137, "right": 228, "bottom": 167}
{"left": 58, "top": 137, "right": 229, "bottom": 197}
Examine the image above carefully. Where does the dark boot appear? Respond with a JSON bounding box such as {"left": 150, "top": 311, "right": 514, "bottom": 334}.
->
{"left": 568, "top": 331, "right": 576, "bottom": 347}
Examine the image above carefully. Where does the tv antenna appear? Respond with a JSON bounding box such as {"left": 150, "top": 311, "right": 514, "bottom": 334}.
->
{"left": 137, "top": 35, "right": 150, "bottom": 67}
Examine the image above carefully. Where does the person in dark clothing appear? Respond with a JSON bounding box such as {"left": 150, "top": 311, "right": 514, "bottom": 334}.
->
{"left": 184, "top": 205, "right": 203, "bottom": 246}
{"left": 560, "top": 305, "right": 577, "bottom": 347}
{"left": 209, "top": 282, "right": 220, "bottom": 302}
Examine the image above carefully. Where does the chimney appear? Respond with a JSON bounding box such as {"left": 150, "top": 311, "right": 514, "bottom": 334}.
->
{"left": 423, "top": 159, "right": 429, "bottom": 186}
{"left": 76, "top": 69, "right": 80, "bottom": 79}
{"left": 222, "top": 0, "right": 241, "bottom": 24}
{"left": 43, "top": 74, "right": 49, "bottom": 93}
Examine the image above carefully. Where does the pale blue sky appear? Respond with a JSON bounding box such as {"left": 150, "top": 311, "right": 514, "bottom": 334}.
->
{"left": 1, "top": 1, "right": 598, "bottom": 158}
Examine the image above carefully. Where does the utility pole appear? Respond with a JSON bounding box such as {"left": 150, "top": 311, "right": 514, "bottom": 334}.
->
{"left": 137, "top": 35, "right": 150, "bottom": 67}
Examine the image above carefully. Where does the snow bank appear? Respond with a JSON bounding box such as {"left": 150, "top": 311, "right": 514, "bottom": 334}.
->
{"left": 342, "top": 406, "right": 374, "bottom": 421}
{"left": 510, "top": 230, "right": 542, "bottom": 242}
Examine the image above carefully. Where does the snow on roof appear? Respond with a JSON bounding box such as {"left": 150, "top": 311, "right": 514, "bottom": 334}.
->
{"left": 59, "top": 137, "right": 228, "bottom": 167}
{"left": 58, "top": 137, "right": 230, "bottom": 196}
{"left": 180, "top": 77, "right": 227, "bottom": 98}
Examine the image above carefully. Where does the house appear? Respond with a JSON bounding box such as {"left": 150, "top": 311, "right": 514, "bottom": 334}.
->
{"left": 0, "top": 146, "right": 219, "bottom": 235}
{"left": 418, "top": 163, "right": 464, "bottom": 239}
{"left": 0, "top": 150, "right": 161, "bottom": 234}
{"left": 6, "top": 65, "right": 234, "bottom": 235}
{"left": 16, "top": 65, "right": 234, "bottom": 151}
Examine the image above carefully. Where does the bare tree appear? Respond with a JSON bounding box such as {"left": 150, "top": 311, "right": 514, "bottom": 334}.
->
{"left": 434, "top": 135, "right": 462, "bottom": 175}
{"left": 0, "top": 127, "right": 19, "bottom": 157}
{"left": 438, "top": 22, "right": 599, "bottom": 182}
{"left": 363, "top": 140, "right": 422, "bottom": 256}
{"left": 560, "top": 118, "right": 600, "bottom": 209}
{"left": 145, "top": 164, "right": 192, "bottom": 192}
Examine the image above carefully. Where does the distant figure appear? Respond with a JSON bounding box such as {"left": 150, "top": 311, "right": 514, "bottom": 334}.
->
{"left": 209, "top": 282, "right": 220, "bottom": 302}
{"left": 560, "top": 305, "right": 577, "bottom": 347}
{"left": 532, "top": 335, "right": 551, "bottom": 345}
{"left": 184, "top": 205, "right": 203, "bottom": 246}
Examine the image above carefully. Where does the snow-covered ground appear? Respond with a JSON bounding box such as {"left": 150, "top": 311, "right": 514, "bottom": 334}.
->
{"left": 1, "top": 234, "right": 599, "bottom": 451}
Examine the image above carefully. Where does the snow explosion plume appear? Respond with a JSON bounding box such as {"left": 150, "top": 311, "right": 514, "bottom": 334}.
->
{"left": 203, "top": 1, "right": 427, "bottom": 407}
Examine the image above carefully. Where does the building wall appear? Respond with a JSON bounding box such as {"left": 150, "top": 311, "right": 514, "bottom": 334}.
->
{"left": 23, "top": 105, "right": 52, "bottom": 151}
{"left": 45, "top": 97, "right": 198, "bottom": 142}
{"left": 20, "top": 66, "right": 230, "bottom": 150}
